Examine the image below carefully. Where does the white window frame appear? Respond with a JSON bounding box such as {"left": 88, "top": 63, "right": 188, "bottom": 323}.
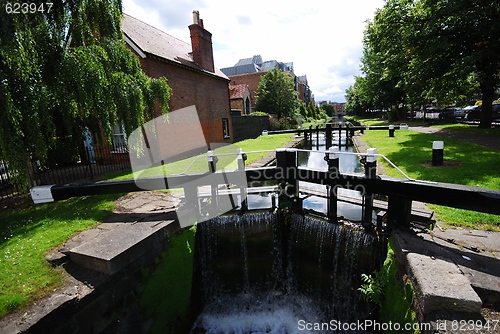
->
{"left": 222, "top": 118, "right": 230, "bottom": 139}
{"left": 111, "top": 123, "right": 128, "bottom": 153}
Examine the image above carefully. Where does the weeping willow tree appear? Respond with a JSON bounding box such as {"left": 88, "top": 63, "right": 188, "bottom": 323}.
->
{"left": 0, "top": 0, "right": 171, "bottom": 189}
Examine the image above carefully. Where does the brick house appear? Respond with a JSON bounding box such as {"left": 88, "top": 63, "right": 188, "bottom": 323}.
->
{"left": 228, "top": 72, "right": 266, "bottom": 112}
{"left": 229, "top": 84, "right": 251, "bottom": 115}
{"left": 122, "top": 11, "right": 233, "bottom": 145}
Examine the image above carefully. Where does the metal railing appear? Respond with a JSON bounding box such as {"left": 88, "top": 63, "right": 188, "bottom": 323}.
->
{"left": 0, "top": 144, "right": 131, "bottom": 200}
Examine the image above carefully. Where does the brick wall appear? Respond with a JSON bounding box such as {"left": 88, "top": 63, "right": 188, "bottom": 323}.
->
{"left": 230, "top": 98, "right": 244, "bottom": 113}
{"left": 138, "top": 56, "right": 232, "bottom": 145}
{"left": 228, "top": 72, "right": 265, "bottom": 109}
{"left": 231, "top": 115, "right": 270, "bottom": 142}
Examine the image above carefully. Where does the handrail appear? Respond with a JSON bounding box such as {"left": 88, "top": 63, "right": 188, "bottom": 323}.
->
{"left": 179, "top": 147, "right": 426, "bottom": 183}
{"left": 288, "top": 148, "right": 421, "bottom": 182}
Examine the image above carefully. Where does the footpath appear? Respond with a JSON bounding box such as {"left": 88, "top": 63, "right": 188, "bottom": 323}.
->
{"left": 355, "top": 125, "right": 500, "bottom": 333}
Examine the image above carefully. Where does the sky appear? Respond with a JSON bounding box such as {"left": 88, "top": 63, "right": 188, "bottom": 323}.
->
{"left": 122, "top": 0, "right": 386, "bottom": 103}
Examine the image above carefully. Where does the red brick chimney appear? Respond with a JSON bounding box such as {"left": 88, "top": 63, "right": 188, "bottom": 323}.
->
{"left": 189, "top": 10, "right": 215, "bottom": 73}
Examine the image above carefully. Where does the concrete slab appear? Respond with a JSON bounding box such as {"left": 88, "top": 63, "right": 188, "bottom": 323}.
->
{"left": 63, "top": 191, "right": 182, "bottom": 275}
{"left": 406, "top": 252, "right": 482, "bottom": 314}
{"left": 393, "top": 230, "right": 483, "bottom": 315}
{"left": 68, "top": 221, "right": 171, "bottom": 275}
{"left": 419, "top": 228, "right": 500, "bottom": 305}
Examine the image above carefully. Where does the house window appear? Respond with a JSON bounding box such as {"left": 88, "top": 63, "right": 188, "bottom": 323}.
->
{"left": 112, "top": 123, "right": 128, "bottom": 153}
{"left": 245, "top": 97, "right": 251, "bottom": 115}
{"left": 222, "top": 118, "right": 230, "bottom": 139}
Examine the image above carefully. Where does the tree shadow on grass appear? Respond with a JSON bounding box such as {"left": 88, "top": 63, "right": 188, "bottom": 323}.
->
{"left": 382, "top": 131, "right": 499, "bottom": 190}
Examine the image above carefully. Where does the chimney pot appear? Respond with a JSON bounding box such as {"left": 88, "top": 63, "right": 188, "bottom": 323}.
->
{"left": 192, "top": 10, "right": 199, "bottom": 25}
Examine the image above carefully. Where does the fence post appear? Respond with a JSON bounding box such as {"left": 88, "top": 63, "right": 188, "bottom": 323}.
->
{"left": 362, "top": 148, "right": 377, "bottom": 230}
{"left": 307, "top": 125, "right": 313, "bottom": 149}
{"left": 337, "top": 123, "right": 342, "bottom": 145}
{"left": 207, "top": 150, "right": 218, "bottom": 215}
{"left": 325, "top": 123, "right": 332, "bottom": 149}
{"left": 276, "top": 149, "right": 299, "bottom": 213}
{"left": 326, "top": 146, "right": 339, "bottom": 222}
{"left": 432, "top": 141, "right": 444, "bottom": 166}
{"left": 315, "top": 124, "right": 320, "bottom": 148}
{"left": 86, "top": 147, "right": 94, "bottom": 180}
{"left": 237, "top": 148, "right": 248, "bottom": 213}
{"left": 389, "top": 125, "right": 395, "bottom": 137}
{"left": 387, "top": 197, "right": 412, "bottom": 231}
{"left": 345, "top": 123, "right": 350, "bottom": 145}
{"left": 364, "top": 148, "right": 377, "bottom": 179}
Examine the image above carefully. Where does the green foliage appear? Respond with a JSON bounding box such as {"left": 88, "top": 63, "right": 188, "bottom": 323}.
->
{"left": 379, "top": 239, "right": 420, "bottom": 334}
{"left": 359, "top": 239, "right": 419, "bottom": 333}
{"left": 138, "top": 225, "right": 197, "bottom": 333}
{"left": 358, "top": 272, "right": 386, "bottom": 306}
{"left": 320, "top": 104, "right": 334, "bottom": 117}
{"left": 298, "top": 103, "right": 308, "bottom": 118}
{"left": 249, "top": 111, "right": 269, "bottom": 117}
{"left": 255, "top": 66, "right": 299, "bottom": 119}
{"left": 0, "top": 0, "right": 171, "bottom": 189}
{"left": 349, "top": 0, "right": 500, "bottom": 126}
{"left": 270, "top": 116, "right": 298, "bottom": 130}
{"left": 344, "top": 76, "right": 373, "bottom": 116}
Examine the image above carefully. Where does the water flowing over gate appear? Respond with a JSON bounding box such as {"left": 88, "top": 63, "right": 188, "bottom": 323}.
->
{"left": 190, "top": 212, "right": 385, "bottom": 333}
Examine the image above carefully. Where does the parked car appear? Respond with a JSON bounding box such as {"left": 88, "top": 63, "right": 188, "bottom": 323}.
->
{"left": 439, "top": 107, "right": 465, "bottom": 120}
{"left": 465, "top": 103, "right": 500, "bottom": 121}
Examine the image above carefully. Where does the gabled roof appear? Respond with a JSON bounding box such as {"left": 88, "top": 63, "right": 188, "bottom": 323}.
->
{"left": 122, "top": 14, "right": 228, "bottom": 80}
{"left": 229, "top": 84, "right": 248, "bottom": 99}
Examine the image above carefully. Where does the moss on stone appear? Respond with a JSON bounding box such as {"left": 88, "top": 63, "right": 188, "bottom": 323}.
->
{"left": 137, "top": 225, "right": 197, "bottom": 333}
{"left": 380, "top": 238, "right": 420, "bottom": 334}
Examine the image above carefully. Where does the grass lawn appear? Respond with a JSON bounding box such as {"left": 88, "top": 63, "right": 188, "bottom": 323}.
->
{"left": 112, "top": 133, "right": 295, "bottom": 180}
{"left": 0, "top": 194, "right": 120, "bottom": 318}
{"left": 360, "top": 129, "right": 500, "bottom": 230}
{"left": 0, "top": 133, "right": 296, "bottom": 319}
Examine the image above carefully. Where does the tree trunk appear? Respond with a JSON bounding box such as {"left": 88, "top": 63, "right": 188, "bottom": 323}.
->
{"left": 478, "top": 66, "right": 494, "bottom": 129}
{"left": 479, "top": 87, "right": 493, "bottom": 129}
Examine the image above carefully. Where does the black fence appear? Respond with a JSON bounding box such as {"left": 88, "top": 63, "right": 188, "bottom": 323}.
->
{"left": 0, "top": 144, "right": 131, "bottom": 200}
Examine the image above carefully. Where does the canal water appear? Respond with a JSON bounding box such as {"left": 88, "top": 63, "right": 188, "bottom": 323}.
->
{"left": 246, "top": 134, "right": 371, "bottom": 222}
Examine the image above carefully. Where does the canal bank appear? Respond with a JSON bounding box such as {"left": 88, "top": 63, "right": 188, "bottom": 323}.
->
{"left": 353, "top": 131, "right": 500, "bottom": 332}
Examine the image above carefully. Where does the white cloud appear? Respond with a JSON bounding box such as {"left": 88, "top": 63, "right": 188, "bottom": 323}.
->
{"left": 123, "top": 0, "right": 385, "bottom": 103}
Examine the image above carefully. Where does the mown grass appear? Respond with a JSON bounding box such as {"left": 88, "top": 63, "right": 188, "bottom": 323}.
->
{"left": 360, "top": 129, "right": 500, "bottom": 230}
{"left": 112, "top": 133, "right": 295, "bottom": 180}
{"left": 0, "top": 194, "right": 121, "bottom": 318}
{"left": 0, "top": 133, "right": 297, "bottom": 319}
{"left": 345, "top": 116, "right": 388, "bottom": 127}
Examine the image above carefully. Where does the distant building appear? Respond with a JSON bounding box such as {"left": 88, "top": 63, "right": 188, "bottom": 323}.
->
{"left": 297, "top": 75, "right": 312, "bottom": 106}
{"left": 221, "top": 55, "right": 313, "bottom": 108}
{"left": 228, "top": 72, "right": 266, "bottom": 111}
{"left": 229, "top": 84, "right": 252, "bottom": 115}
{"left": 122, "top": 11, "right": 233, "bottom": 145}
{"left": 333, "top": 103, "right": 345, "bottom": 113}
